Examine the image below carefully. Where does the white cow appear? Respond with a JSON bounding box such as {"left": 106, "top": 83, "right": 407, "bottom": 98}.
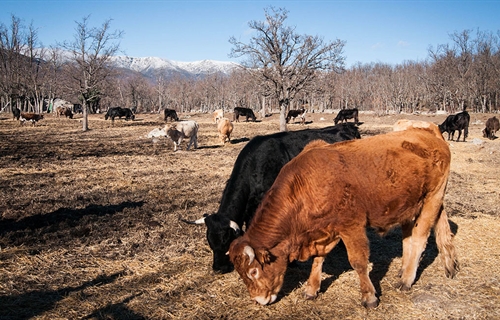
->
{"left": 165, "top": 120, "right": 199, "bottom": 151}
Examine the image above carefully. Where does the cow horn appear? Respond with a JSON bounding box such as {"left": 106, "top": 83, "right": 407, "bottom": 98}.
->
{"left": 229, "top": 220, "right": 240, "bottom": 232}
{"left": 180, "top": 217, "right": 206, "bottom": 225}
{"left": 243, "top": 245, "right": 255, "bottom": 265}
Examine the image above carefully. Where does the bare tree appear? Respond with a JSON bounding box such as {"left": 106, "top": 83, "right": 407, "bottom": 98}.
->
{"left": 229, "top": 6, "right": 345, "bottom": 131}
{"left": 62, "top": 15, "right": 122, "bottom": 131}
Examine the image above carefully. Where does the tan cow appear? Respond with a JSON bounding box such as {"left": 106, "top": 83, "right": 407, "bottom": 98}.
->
{"left": 217, "top": 117, "right": 233, "bottom": 145}
{"left": 213, "top": 109, "right": 224, "bottom": 124}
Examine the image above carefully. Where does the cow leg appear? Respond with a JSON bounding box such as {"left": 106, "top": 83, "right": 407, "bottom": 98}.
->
{"left": 399, "top": 221, "right": 414, "bottom": 278}
{"left": 456, "top": 130, "right": 462, "bottom": 142}
{"left": 434, "top": 207, "right": 459, "bottom": 279}
{"left": 399, "top": 193, "right": 445, "bottom": 290}
{"left": 341, "top": 229, "right": 378, "bottom": 308}
{"left": 304, "top": 256, "right": 325, "bottom": 299}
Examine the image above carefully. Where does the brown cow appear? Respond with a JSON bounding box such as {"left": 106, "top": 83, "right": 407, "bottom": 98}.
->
{"left": 217, "top": 117, "right": 233, "bottom": 144}
{"left": 56, "top": 106, "right": 74, "bottom": 119}
{"left": 229, "top": 122, "right": 458, "bottom": 308}
{"left": 20, "top": 112, "right": 44, "bottom": 126}
{"left": 482, "top": 116, "right": 499, "bottom": 140}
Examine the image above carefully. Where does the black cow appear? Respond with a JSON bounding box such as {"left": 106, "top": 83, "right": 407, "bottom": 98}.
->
{"left": 73, "top": 104, "right": 83, "bottom": 114}
{"left": 164, "top": 108, "right": 179, "bottom": 122}
{"left": 482, "top": 116, "right": 499, "bottom": 140}
{"left": 12, "top": 106, "right": 21, "bottom": 121}
{"left": 234, "top": 107, "right": 256, "bottom": 122}
{"left": 439, "top": 111, "right": 470, "bottom": 142}
{"left": 286, "top": 108, "right": 306, "bottom": 124}
{"left": 182, "top": 123, "right": 361, "bottom": 273}
{"left": 104, "top": 107, "right": 135, "bottom": 122}
{"left": 334, "top": 108, "right": 359, "bottom": 125}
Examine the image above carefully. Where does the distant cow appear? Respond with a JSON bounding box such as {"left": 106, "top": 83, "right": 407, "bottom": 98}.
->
{"left": 334, "top": 108, "right": 359, "bottom": 125}
{"left": 164, "top": 108, "right": 179, "bottom": 122}
{"left": 234, "top": 107, "right": 256, "bottom": 122}
{"left": 12, "top": 106, "right": 21, "bottom": 121}
{"left": 482, "top": 116, "right": 499, "bottom": 140}
{"left": 286, "top": 108, "right": 306, "bottom": 124}
{"left": 105, "top": 107, "right": 135, "bottom": 123}
{"left": 229, "top": 122, "right": 458, "bottom": 308}
{"left": 73, "top": 104, "right": 83, "bottom": 114}
{"left": 56, "top": 106, "right": 74, "bottom": 119}
{"left": 20, "top": 112, "right": 44, "bottom": 126}
{"left": 438, "top": 111, "right": 470, "bottom": 142}
{"left": 217, "top": 117, "right": 233, "bottom": 144}
{"left": 182, "top": 123, "right": 360, "bottom": 274}
{"left": 165, "top": 120, "right": 199, "bottom": 151}
{"left": 213, "top": 109, "right": 224, "bottom": 124}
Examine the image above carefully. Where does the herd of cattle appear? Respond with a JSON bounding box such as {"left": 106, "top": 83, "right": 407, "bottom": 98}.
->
{"left": 7, "top": 102, "right": 499, "bottom": 307}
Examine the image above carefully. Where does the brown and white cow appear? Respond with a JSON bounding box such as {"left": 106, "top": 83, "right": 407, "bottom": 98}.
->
{"left": 217, "top": 117, "right": 233, "bottom": 145}
{"left": 213, "top": 109, "right": 224, "bottom": 124}
{"left": 20, "top": 113, "right": 44, "bottom": 126}
{"left": 165, "top": 120, "right": 199, "bottom": 151}
{"left": 229, "top": 121, "right": 458, "bottom": 308}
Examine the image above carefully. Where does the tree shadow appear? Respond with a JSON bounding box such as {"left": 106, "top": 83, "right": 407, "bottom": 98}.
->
{"left": 0, "top": 201, "right": 145, "bottom": 245}
{"left": 81, "top": 293, "right": 145, "bottom": 320}
{"left": 0, "top": 271, "right": 127, "bottom": 320}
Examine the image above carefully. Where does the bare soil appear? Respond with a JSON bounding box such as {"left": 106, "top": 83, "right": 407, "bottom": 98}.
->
{"left": 0, "top": 111, "right": 499, "bottom": 319}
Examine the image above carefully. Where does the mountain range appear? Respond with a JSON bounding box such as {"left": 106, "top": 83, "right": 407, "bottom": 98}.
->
{"left": 110, "top": 56, "right": 239, "bottom": 79}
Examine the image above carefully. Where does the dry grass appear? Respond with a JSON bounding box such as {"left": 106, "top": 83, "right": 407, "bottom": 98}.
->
{"left": 0, "top": 110, "right": 499, "bottom": 319}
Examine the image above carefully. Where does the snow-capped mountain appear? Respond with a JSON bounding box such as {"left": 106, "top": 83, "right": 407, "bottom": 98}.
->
{"left": 110, "top": 56, "right": 238, "bottom": 79}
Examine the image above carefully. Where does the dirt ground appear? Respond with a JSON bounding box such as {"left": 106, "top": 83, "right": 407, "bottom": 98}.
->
{"left": 0, "top": 110, "right": 499, "bottom": 320}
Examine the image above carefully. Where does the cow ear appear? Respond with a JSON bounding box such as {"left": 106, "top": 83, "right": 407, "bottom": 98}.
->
{"left": 247, "top": 267, "right": 259, "bottom": 280}
{"left": 255, "top": 249, "right": 273, "bottom": 265}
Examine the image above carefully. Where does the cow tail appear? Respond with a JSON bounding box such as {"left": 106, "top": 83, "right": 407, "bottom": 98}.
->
{"left": 434, "top": 206, "right": 459, "bottom": 279}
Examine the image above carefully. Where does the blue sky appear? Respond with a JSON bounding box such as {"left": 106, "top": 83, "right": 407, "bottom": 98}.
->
{"left": 1, "top": 1, "right": 499, "bottom": 67}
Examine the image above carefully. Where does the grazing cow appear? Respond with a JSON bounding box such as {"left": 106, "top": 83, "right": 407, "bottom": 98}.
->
{"left": 164, "top": 108, "right": 179, "bottom": 122}
{"left": 165, "top": 120, "right": 199, "bottom": 151}
{"left": 286, "top": 108, "right": 306, "bottom": 124}
{"left": 234, "top": 107, "right": 257, "bottom": 122}
{"left": 56, "top": 106, "right": 74, "bottom": 119}
{"left": 20, "top": 112, "right": 44, "bottom": 126}
{"left": 217, "top": 117, "right": 233, "bottom": 144}
{"left": 213, "top": 109, "right": 224, "bottom": 124}
{"left": 229, "top": 122, "right": 458, "bottom": 308}
{"left": 183, "top": 123, "right": 360, "bottom": 274}
{"left": 12, "top": 106, "right": 21, "bottom": 121}
{"left": 482, "top": 116, "right": 499, "bottom": 140}
{"left": 334, "top": 108, "right": 359, "bottom": 125}
{"left": 438, "top": 111, "right": 470, "bottom": 142}
{"left": 105, "top": 107, "right": 135, "bottom": 122}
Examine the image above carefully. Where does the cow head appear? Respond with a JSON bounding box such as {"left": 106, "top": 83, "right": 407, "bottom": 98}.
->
{"left": 182, "top": 214, "right": 242, "bottom": 274}
{"left": 229, "top": 238, "right": 288, "bottom": 305}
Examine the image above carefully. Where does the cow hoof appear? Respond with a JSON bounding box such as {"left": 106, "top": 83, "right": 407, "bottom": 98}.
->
{"left": 362, "top": 297, "right": 379, "bottom": 309}
{"left": 303, "top": 291, "right": 318, "bottom": 300}
{"left": 398, "top": 282, "right": 411, "bottom": 291}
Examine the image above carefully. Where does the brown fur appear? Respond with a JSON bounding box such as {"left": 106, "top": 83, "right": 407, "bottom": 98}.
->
{"left": 229, "top": 123, "right": 458, "bottom": 308}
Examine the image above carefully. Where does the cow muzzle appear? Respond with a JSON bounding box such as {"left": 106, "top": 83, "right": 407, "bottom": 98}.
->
{"left": 253, "top": 294, "right": 277, "bottom": 305}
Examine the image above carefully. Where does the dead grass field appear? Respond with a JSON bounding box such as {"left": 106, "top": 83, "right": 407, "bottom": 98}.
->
{"left": 0, "top": 110, "right": 499, "bottom": 320}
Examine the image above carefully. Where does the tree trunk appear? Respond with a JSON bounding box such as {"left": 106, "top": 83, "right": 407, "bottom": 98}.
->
{"left": 82, "top": 101, "right": 89, "bottom": 131}
{"left": 279, "top": 104, "right": 287, "bottom": 132}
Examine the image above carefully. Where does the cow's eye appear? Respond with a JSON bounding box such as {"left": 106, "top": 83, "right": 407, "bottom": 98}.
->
{"left": 248, "top": 267, "right": 259, "bottom": 280}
